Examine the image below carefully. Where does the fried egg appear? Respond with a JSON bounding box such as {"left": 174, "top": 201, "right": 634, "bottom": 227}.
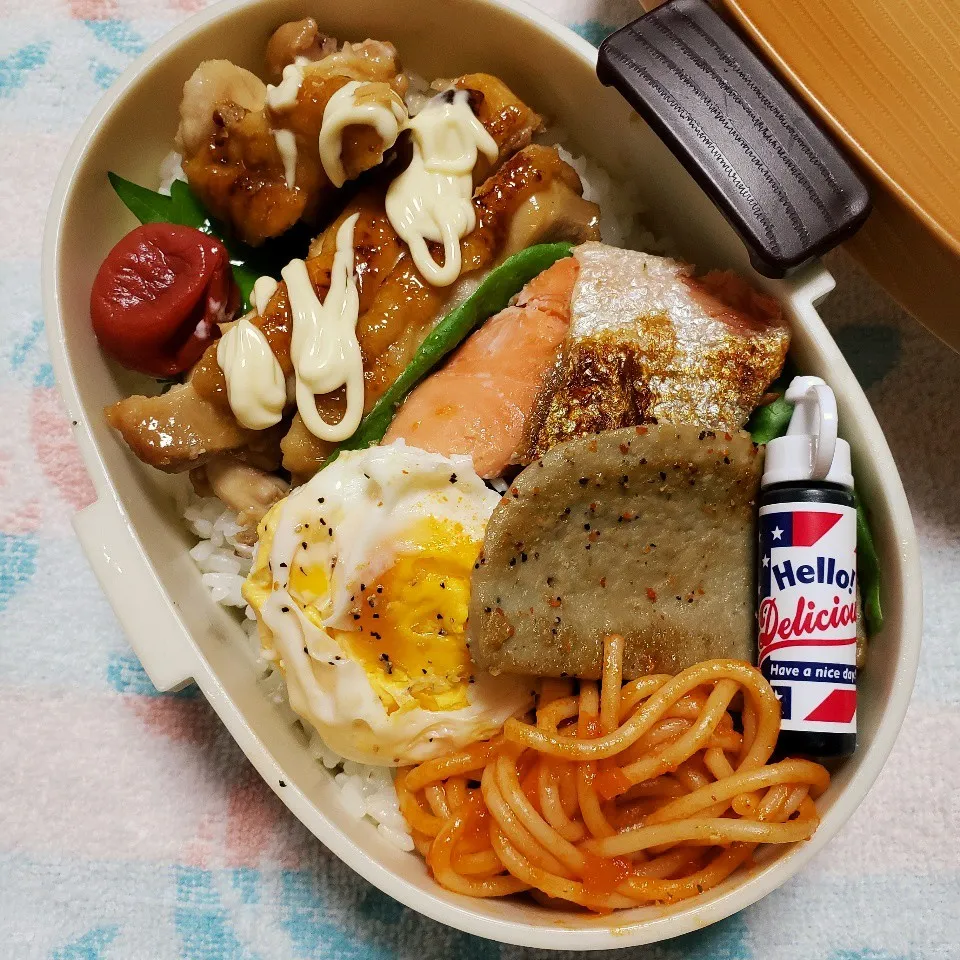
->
{"left": 243, "top": 441, "right": 533, "bottom": 765}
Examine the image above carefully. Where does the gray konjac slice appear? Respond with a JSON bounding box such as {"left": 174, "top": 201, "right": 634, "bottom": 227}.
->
{"left": 469, "top": 424, "right": 763, "bottom": 679}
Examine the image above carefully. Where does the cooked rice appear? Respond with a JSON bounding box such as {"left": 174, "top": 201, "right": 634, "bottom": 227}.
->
{"left": 181, "top": 492, "right": 414, "bottom": 847}
{"left": 158, "top": 150, "right": 186, "bottom": 196}
{"left": 403, "top": 70, "right": 433, "bottom": 116}
{"left": 544, "top": 131, "right": 660, "bottom": 251}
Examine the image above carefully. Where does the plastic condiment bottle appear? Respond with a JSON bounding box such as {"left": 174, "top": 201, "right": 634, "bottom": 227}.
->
{"left": 758, "top": 376, "right": 857, "bottom": 758}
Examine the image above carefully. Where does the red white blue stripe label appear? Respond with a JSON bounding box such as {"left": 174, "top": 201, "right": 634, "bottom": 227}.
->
{"left": 758, "top": 501, "right": 858, "bottom": 732}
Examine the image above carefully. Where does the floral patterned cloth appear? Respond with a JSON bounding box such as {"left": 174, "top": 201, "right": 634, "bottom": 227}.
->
{"left": 1, "top": 0, "right": 957, "bottom": 957}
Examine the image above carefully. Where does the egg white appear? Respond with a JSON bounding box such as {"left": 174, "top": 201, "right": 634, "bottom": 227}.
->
{"left": 244, "top": 441, "right": 533, "bottom": 765}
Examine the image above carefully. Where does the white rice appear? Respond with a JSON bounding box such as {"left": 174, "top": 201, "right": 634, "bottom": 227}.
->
{"left": 158, "top": 150, "right": 187, "bottom": 196}
{"left": 178, "top": 131, "right": 652, "bottom": 851}
{"left": 403, "top": 71, "right": 433, "bottom": 116}
{"left": 543, "top": 130, "right": 661, "bottom": 252}
{"left": 181, "top": 491, "right": 414, "bottom": 849}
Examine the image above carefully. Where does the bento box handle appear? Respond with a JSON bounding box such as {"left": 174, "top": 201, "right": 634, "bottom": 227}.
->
{"left": 74, "top": 498, "right": 196, "bottom": 693}
{"left": 597, "top": 0, "right": 871, "bottom": 278}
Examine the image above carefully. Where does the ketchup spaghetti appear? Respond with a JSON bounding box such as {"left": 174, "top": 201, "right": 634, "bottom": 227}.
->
{"left": 397, "top": 636, "right": 830, "bottom": 911}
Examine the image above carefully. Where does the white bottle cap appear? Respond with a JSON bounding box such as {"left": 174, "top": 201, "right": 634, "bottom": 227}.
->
{"left": 761, "top": 376, "right": 853, "bottom": 489}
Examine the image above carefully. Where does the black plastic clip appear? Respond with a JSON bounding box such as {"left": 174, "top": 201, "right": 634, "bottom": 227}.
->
{"left": 597, "top": 0, "right": 871, "bottom": 277}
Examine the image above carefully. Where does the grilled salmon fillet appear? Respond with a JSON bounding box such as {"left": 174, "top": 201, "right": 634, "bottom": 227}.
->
{"left": 524, "top": 242, "right": 790, "bottom": 459}
{"left": 381, "top": 242, "right": 788, "bottom": 476}
{"left": 384, "top": 255, "right": 579, "bottom": 477}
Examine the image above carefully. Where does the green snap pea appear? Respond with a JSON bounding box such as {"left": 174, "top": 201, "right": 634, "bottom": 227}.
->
{"left": 747, "top": 395, "right": 795, "bottom": 445}
{"left": 108, "top": 172, "right": 309, "bottom": 312}
{"left": 324, "top": 242, "right": 575, "bottom": 466}
{"left": 856, "top": 499, "right": 884, "bottom": 636}
{"left": 746, "top": 362, "right": 797, "bottom": 444}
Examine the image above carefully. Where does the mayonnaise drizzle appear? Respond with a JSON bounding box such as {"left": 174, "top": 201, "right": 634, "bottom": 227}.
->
{"left": 385, "top": 91, "right": 498, "bottom": 287}
{"left": 283, "top": 212, "right": 364, "bottom": 442}
{"left": 272, "top": 129, "right": 298, "bottom": 189}
{"left": 216, "top": 317, "right": 286, "bottom": 430}
{"left": 252, "top": 276, "right": 279, "bottom": 316}
{"left": 265, "top": 57, "right": 309, "bottom": 110}
{"left": 235, "top": 90, "right": 496, "bottom": 442}
{"left": 318, "top": 80, "right": 407, "bottom": 188}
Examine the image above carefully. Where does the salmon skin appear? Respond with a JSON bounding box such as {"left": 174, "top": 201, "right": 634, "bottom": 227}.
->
{"left": 383, "top": 256, "right": 578, "bottom": 478}
{"left": 524, "top": 242, "right": 790, "bottom": 460}
{"left": 384, "top": 241, "right": 788, "bottom": 477}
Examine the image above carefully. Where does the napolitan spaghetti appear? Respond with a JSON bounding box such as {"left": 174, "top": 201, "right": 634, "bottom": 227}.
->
{"left": 397, "top": 636, "right": 830, "bottom": 911}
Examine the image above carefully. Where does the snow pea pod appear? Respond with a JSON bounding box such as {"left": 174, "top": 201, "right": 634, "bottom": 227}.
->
{"left": 855, "top": 498, "right": 884, "bottom": 636}
{"left": 747, "top": 395, "right": 794, "bottom": 445}
{"left": 746, "top": 362, "right": 797, "bottom": 444}
{"left": 108, "top": 172, "right": 310, "bottom": 312}
{"left": 325, "top": 242, "right": 575, "bottom": 465}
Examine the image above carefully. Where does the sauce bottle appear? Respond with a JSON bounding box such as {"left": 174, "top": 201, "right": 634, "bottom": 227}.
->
{"left": 758, "top": 376, "right": 857, "bottom": 757}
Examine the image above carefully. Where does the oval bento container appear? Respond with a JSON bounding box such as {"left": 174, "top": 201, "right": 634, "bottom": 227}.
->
{"left": 42, "top": 0, "right": 922, "bottom": 949}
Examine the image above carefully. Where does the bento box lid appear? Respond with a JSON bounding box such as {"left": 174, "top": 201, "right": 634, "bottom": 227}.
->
{"left": 720, "top": 0, "right": 960, "bottom": 350}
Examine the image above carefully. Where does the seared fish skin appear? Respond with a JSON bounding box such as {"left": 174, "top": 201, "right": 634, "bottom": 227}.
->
{"left": 524, "top": 243, "right": 789, "bottom": 460}
{"left": 469, "top": 424, "right": 763, "bottom": 680}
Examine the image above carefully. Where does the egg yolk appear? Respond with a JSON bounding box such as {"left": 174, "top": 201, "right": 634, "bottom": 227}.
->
{"left": 244, "top": 507, "right": 484, "bottom": 716}
{"left": 332, "top": 518, "right": 481, "bottom": 714}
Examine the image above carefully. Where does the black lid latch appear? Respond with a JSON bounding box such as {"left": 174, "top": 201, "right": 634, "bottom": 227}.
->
{"left": 597, "top": 0, "right": 871, "bottom": 278}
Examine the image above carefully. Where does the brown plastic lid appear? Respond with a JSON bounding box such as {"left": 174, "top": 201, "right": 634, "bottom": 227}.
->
{"left": 718, "top": 0, "right": 960, "bottom": 350}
